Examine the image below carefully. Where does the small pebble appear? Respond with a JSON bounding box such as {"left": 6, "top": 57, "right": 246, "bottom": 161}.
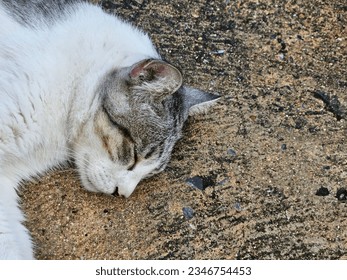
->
{"left": 227, "top": 148, "right": 237, "bottom": 156}
{"left": 234, "top": 202, "right": 242, "bottom": 211}
{"left": 315, "top": 187, "right": 330, "bottom": 196}
{"left": 217, "top": 177, "right": 229, "bottom": 186}
{"left": 212, "top": 50, "right": 225, "bottom": 55}
{"left": 191, "top": 12, "right": 199, "bottom": 18}
{"left": 189, "top": 223, "right": 196, "bottom": 230}
{"left": 281, "top": 144, "right": 287, "bottom": 151}
{"left": 182, "top": 207, "right": 195, "bottom": 220}
{"left": 336, "top": 188, "right": 347, "bottom": 201}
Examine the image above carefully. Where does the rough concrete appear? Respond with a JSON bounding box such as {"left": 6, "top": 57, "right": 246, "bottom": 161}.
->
{"left": 20, "top": 0, "right": 347, "bottom": 259}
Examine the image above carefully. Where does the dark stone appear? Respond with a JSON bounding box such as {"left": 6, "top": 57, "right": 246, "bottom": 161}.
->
{"left": 270, "top": 33, "right": 278, "bottom": 39}
{"left": 281, "top": 144, "right": 287, "bottom": 151}
{"left": 186, "top": 175, "right": 216, "bottom": 190}
{"left": 336, "top": 188, "right": 347, "bottom": 201}
{"left": 313, "top": 91, "right": 346, "bottom": 121}
{"left": 315, "top": 187, "right": 330, "bottom": 196}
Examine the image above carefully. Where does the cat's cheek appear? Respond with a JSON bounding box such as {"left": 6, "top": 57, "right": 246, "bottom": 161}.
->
{"left": 86, "top": 168, "right": 118, "bottom": 195}
{"left": 80, "top": 175, "right": 99, "bottom": 193}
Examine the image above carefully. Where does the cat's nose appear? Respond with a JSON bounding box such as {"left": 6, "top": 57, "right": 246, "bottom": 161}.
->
{"left": 117, "top": 180, "right": 140, "bottom": 198}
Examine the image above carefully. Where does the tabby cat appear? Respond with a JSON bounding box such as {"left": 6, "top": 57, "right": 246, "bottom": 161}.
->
{"left": 0, "top": 0, "right": 219, "bottom": 259}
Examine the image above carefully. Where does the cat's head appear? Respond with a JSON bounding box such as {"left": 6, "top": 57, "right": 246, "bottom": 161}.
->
{"left": 73, "top": 59, "right": 219, "bottom": 197}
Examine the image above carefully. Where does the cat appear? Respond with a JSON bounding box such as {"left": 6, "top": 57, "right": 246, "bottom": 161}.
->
{"left": 0, "top": 0, "right": 219, "bottom": 259}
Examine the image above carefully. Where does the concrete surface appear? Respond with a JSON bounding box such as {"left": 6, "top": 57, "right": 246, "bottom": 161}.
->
{"left": 20, "top": 0, "right": 347, "bottom": 259}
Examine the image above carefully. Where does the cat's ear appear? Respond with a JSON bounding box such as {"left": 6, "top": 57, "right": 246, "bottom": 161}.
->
{"left": 182, "top": 86, "right": 220, "bottom": 116}
{"left": 128, "top": 59, "right": 183, "bottom": 99}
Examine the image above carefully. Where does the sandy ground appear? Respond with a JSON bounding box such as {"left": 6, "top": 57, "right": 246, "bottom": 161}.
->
{"left": 20, "top": 0, "right": 347, "bottom": 259}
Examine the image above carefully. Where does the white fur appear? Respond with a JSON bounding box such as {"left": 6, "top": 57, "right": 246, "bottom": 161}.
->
{"left": 0, "top": 3, "right": 159, "bottom": 259}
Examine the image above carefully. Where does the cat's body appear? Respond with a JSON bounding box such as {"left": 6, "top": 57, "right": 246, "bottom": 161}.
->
{"left": 0, "top": 0, "right": 219, "bottom": 259}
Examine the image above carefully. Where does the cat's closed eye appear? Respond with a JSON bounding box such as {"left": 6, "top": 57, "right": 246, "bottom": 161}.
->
{"left": 102, "top": 106, "right": 133, "bottom": 140}
{"left": 144, "top": 146, "right": 157, "bottom": 159}
{"left": 127, "top": 151, "right": 138, "bottom": 171}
